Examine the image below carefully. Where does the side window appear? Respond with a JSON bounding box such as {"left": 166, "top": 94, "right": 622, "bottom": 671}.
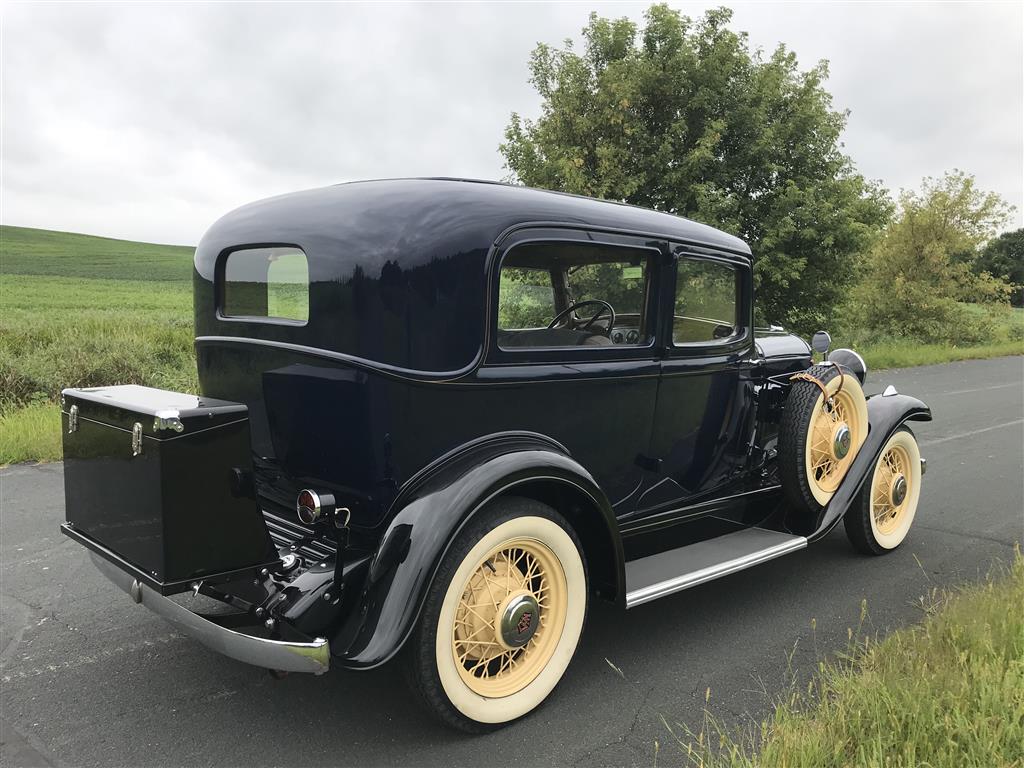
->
{"left": 222, "top": 247, "right": 309, "bottom": 322}
{"left": 673, "top": 259, "right": 738, "bottom": 345}
{"left": 498, "top": 267, "right": 556, "bottom": 330}
{"left": 497, "top": 241, "right": 651, "bottom": 349}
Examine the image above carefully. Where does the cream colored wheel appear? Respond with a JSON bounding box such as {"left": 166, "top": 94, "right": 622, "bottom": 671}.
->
{"left": 449, "top": 536, "right": 567, "bottom": 697}
{"left": 845, "top": 427, "right": 923, "bottom": 555}
{"left": 407, "top": 498, "right": 587, "bottom": 731}
{"left": 867, "top": 430, "right": 921, "bottom": 549}
{"left": 781, "top": 364, "right": 870, "bottom": 516}
{"left": 803, "top": 375, "right": 868, "bottom": 505}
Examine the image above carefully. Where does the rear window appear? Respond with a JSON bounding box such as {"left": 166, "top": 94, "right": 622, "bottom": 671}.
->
{"left": 222, "top": 247, "right": 309, "bottom": 322}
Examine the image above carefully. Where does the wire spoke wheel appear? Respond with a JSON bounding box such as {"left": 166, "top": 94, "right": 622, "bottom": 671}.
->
{"left": 805, "top": 389, "right": 863, "bottom": 496}
{"left": 845, "top": 427, "right": 923, "bottom": 555}
{"left": 411, "top": 500, "right": 587, "bottom": 731}
{"left": 871, "top": 443, "right": 913, "bottom": 536}
{"left": 451, "top": 537, "right": 567, "bottom": 698}
{"left": 781, "top": 364, "right": 869, "bottom": 515}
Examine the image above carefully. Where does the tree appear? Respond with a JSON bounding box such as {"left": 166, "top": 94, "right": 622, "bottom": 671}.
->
{"left": 974, "top": 229, "right": 1024, "bottom": 307}
{"left": 851, "top": 171, "right": 1014, "bottom": 343}
{"left": 500, "top": 4, "right": 891, "bottom": 333}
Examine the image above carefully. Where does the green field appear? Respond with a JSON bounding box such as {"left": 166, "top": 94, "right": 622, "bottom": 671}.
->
{"left": 0, "top": 226, "right": 199, "bottom": 464}
{"left": 1, "top": 224, "right": 194, "bottom": 281}
{"left": 0, "top": 224, "right": 1021, "bottom": 464}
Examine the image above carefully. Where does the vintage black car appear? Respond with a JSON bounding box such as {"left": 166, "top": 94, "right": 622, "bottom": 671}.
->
{"left": 60, "top": 178, "right": 931, "bottom": 731}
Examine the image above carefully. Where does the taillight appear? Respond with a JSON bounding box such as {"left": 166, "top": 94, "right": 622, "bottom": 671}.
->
{"left": 296, "top": 489, "right": 335, "bottom": 525}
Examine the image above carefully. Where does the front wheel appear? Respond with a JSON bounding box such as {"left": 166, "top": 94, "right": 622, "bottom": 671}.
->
{"left": 844, "top": 427, "right": 923, "bottom": 555}
{"left": 405, "top": 497, "right": 588, "bottom": 732}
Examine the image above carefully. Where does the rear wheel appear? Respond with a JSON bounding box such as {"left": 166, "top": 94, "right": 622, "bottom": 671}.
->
{"left": 405, "top": 497, "right": 588, "bottom": 732}
{"left": 844, "top": 427, "right": 922, "bottom": 555}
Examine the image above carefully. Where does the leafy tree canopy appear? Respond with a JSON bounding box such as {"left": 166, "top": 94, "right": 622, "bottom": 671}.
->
{"left": 500, "top": 4, "right": 892, "bottom": 333}
{"left": 974, "top": 228, "right": 1024, "bottom": 306}
{"left": 851, "top": 171, "right": 1015, "bottom": 343}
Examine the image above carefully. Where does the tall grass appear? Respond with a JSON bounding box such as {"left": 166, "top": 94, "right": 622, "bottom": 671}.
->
{"left": 0, "top": 404, "right": 62, "bottom": 464}
{"left": 0, "top": 275, "right": 198, "bottom": 413}
{"left": 835, "top": 305, "right": 1024, "bottom": 369}
{"left": 858, "top": 338, "right": 1023, "bottom": 370}
{"left": 665, "top": 549, "right": 1024, "bottom": 767}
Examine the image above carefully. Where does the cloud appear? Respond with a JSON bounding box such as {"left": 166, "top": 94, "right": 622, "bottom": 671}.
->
{"left": 2, "top": 2, "right": 1020, "bottom": 245}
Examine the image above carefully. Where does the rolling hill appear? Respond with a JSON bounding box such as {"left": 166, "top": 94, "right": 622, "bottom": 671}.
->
{"left": 0, "top": 225, "right": 195, "bottom": 281}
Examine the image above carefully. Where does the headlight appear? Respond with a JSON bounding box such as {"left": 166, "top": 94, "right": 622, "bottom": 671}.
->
{"left": 830, "top": 348, "right": 867, "bottom": 385}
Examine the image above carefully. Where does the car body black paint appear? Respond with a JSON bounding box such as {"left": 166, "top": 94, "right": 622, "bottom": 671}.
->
{"left": 62, "top": 178, "right": 930, "bottom": 669}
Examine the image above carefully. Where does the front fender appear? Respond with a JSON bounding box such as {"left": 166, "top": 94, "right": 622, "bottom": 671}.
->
{"left": 332, "top": 439, "right": 621, "bottom": 669}
{"left": 808, "top": 388, "right": 932, "bottom": 542}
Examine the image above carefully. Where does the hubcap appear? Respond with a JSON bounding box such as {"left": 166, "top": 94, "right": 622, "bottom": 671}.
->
{"left": 891, "top": 474, "right": 907, "bottom": 506}
{"left": 833, "top": 424, "right": 852, "bottom": 460}
{"left": 498, "top": 592, "right": 540, "bottom": 648}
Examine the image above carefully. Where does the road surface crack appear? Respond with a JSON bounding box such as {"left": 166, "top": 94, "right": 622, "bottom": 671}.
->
{"left": 571, "top": 684, "right": 656, "bottom": 767}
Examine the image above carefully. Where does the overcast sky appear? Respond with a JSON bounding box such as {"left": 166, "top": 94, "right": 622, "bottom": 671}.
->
{"left": 2, "top": 2, "right": 1021, "bottom": 246}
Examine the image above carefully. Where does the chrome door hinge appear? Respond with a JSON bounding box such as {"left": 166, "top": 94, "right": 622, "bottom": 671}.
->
{"left": 67, "top": 405, "right": 79, "bottom": 434}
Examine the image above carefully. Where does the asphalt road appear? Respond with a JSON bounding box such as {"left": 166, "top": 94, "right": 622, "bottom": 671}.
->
{"left": 2, "top": 356, "right": 1022, "bottom": 768}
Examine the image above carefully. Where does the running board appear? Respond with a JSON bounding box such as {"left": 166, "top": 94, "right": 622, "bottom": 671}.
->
{"left": 625, "top": 527, "right": 807, "bottom": 608}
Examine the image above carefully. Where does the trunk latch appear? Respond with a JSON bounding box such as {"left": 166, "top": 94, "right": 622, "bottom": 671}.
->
{"left": 131, "top": 422, "right": 143, "bottom": 457}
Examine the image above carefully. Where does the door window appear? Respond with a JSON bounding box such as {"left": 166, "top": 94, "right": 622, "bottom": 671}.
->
{"left": 497, "top": 242, "right": 651, "bottom": 349}
{"left": 673, "top": 259, "right": 739, "bottom": 345}
{"left": 497, "top": 267, "right": 557, "bottom": 330}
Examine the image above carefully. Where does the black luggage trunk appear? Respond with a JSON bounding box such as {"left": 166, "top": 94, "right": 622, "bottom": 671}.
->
{"left": 61, "top": 385, "right": 277, "bottom": 589}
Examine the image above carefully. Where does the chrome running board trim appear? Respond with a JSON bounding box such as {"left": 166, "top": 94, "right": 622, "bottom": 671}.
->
{"left": 624, "top": 528, "right": 807, "bottom": 608}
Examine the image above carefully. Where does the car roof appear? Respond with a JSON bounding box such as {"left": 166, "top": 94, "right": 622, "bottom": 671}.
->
{"left": 196, "top": 178, "right": 751, "bottom": 269}
{"left": 399, "top": 177, "right": 750, "bottom": 254}
{"left": 193, "top": 178, "right": 752, "bottom": 375}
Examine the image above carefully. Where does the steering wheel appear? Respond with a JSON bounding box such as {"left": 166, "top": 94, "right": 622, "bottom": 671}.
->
{"left": 547, "top": 300, "right": 616, "bottom": 336}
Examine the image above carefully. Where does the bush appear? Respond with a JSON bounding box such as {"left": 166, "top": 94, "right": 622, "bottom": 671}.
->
{"left": 844, "top": 172, "right": 1015, "bottom": 345}
{"left": 973, "top": 228, "right": 1024, "bottom": 307}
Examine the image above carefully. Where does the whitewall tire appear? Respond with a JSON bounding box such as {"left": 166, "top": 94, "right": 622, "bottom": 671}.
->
{"left": 405, "top": 497, "right": 588, "bottom": 732}
{"left": 844, "top": 427, "right": 923, "bottom": 555}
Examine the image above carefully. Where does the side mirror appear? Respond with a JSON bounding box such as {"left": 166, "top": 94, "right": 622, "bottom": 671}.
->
{"left": 811, "top": 330, "right": 832, "bottom": 359}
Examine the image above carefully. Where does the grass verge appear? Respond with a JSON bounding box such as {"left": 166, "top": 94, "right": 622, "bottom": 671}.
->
{"left": 0, "top": 403, "right": 62, "bottom": 465}
{"left": 857, "top": 338, "right": 1023, "bottom": 370}
{"left": 0, "top": 272, "right": 197, "bottom": 467}
{"left": 665, "top": 549, "right": 1024, "bottom": 767}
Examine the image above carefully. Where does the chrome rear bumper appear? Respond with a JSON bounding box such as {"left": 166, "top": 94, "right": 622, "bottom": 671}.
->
{"left": 91, "top": 554, "right": 330, "bottom": 675}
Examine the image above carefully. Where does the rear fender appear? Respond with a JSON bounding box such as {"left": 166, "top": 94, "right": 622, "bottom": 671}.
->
{"left": 808, "top": 388, "right": 932, "bottom": 542}
{"left": 332, "top": 433, "right": 622, "bottom": 669}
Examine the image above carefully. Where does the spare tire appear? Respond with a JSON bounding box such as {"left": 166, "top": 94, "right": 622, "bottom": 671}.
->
{"left": 779, "top": 363, "right": 868, "bottom": 516}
